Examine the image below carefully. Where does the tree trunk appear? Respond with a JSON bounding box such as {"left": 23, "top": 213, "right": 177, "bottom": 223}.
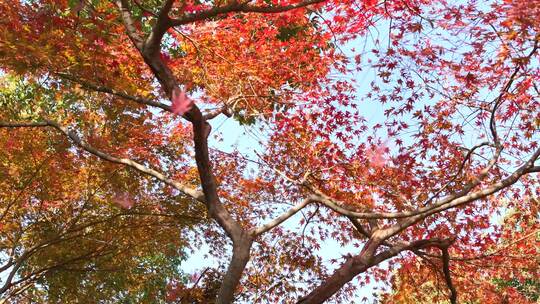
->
{"left": 297, "top": 255, "right": 371, "bottom": 304}
{"left": 217, "top": 236, "right": 253, "bottom": 304}
{"left": 298, "top": 237, "right": 382, "bottom": 303}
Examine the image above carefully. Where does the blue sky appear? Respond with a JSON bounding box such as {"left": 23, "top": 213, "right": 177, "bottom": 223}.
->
{"left": 178, "top": 17, "right": 396, "bottom": 304}
{"left": 179, "top": 1, "right": 538, "bottom": 301}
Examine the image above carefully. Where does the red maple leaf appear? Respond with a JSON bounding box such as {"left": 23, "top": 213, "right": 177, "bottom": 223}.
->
{"left": 171, "top": 87, "right": 193, "bottom": 116}
{"left": 114, "top": 192, "right": 134, "bottom": 209}
{"left": 366, "top": 141, "right": 388, "bottom": 167}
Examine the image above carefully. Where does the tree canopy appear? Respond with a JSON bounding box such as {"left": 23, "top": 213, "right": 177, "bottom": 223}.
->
{"left": 0, "top": 0, "right": 539, "bottom": 303}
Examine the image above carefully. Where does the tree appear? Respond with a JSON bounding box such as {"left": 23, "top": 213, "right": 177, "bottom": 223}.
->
{"left": 380, "top": 198, "right": 540, "bottom": 303}
{"left": 0, "top": 77, "right": 206, "bottom": 302}
{"left": 0, "top": 0, "right": 538, "bottom": 303}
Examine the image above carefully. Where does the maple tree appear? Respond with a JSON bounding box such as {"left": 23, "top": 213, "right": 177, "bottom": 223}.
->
{"left": 0, "top": 77, "right": 206, "bottom": 302}
{"left": 379, "top": 196, "right": 539, "bottom": 303}
{"left": 0, "top": 0, "right": 539, "bottom": 303}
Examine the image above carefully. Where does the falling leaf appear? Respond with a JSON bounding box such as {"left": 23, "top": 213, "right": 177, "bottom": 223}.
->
{"left": 171, "top": 87, "right": 193, "bottom": 116}
{"left": 114, "top": 192, "right": 134, "bottom": 209}
{"left": 366, "top": 141, "right": 388, "bottom": 167}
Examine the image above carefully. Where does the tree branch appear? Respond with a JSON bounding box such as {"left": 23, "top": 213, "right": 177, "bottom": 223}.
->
{"left": 423, "top": 141, "right": 491, "bottom": 206}
{"left": 0, "top": 120, "right": 204, "bottom": 202}
{"left": 526, "top": 165, "right": 540, "bottom": 173}
{"left": 113, "top": 2, "right": 254, "bottom": 300}
{"left": 447, "top": 228, "right": 540, "bottom": 261}
{"left": 170, "top": 0, "right": 326, "bottom": 26}
{"left": 56, "top": 73, "right": 172, "bottom": 112}
{"left": 298, "top": 236, "right": 454, "bottom": 303}
{"left": 298, "top": 142, "right": 536, "bottom": 223}
{"left": 296, "top": 144, "right": 540, "bottom": 302}
{"left": 115, "top": 0, "right": 144, "bottom": 49}
{"left": 203, "top": 106, "right": 231, "bottom": 120}
{"left": 441, "top": 246, "right": 457, "bottom": 304}
{"left": 143, "top": 0, "right": 174, "bottom": 57}
{"left": 382, "top": 145, "right": 540, "bottom": 240}
{"left": 251, "top": 197, "right": 313, "bottom": 236}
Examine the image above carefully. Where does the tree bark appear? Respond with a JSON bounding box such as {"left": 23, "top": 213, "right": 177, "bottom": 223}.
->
{"left": 217, "top": 235, "right": 253, "bottom": 304}
{"left": 297, "top": 256, "right": 371, "bottom": 304}
{"left": 297, "top": 236, "right": 382, "bottom": 304}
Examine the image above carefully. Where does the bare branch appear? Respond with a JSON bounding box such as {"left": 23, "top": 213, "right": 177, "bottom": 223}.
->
{"left": 190, "top": 111, "right": 243, "bottom": 241}
{"left": 188, "top": 107, "right": 253, "bottom": 303}
{"left": 0, "top": 120, "right": 204, "bottom": 202}
{"left": 251, "top": 197, "right": 313, "bottom": 236}
{"left": 441, "top": 247, "right": 458, "bottom": 304}
{"left": 203, "top": 106, "right": 232, "bottom": 120}
{"left": 237, "top": 0, "right": 325, "bottom": 13}
{"left": 383, "top": 145, "right": 540, "bottom": 239}
{"left": 347, "top": 216, "right": 373, "bottom": 238}
{"left": 170, "top": 0, "right": 326, "bottom": 26}
{"left": 423, "top": 141, "right": 491, "bottom": 206}
{"left": 526, "top": 165, "right": 540, "bottom": 173}
{"left": 56, "top": 73, "right": 172, "bottom": 112}
{"left": 298, "top": 237, "right": 454, "bottom": 303}
{"left": 0, "top": 121, "right": 49, "bottom": 128}
{"left": 299, "top": 142, "right": 537, "bottom": 223}
{"left": 115, "top": 0, "right": 144, "bottom": 49}
{"left": 144, "top": 0, "right": 175, "bottom": 57}
{"left": 111, "top": 1, "right": 254, "bottom": 299}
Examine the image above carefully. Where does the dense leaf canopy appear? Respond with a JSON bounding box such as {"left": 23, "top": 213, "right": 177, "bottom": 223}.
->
{"left": 0, "top": 0, "right": 538, "bottom": 303}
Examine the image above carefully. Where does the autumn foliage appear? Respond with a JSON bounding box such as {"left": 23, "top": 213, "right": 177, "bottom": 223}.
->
{"left": 0, "top": 0, "right": 539, "bottom": 303}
